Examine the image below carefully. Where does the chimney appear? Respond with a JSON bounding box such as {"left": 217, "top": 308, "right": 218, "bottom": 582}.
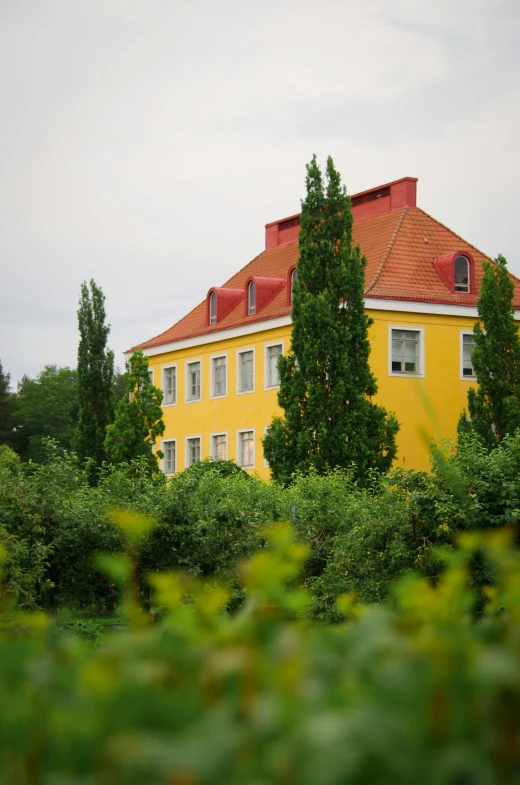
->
{"left": 265, "top": 177, "right": 418, "bottom": 250}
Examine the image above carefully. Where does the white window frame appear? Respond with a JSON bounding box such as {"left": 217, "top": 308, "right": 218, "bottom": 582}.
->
{"left": 185, "top": 358, "right": 202, "bottom": 403}
{"left": 460, "top": 331, "right": 477, "bottom": 381}
{"left": 162, "top": 364, "right": 177, "bottom": 407}
{"left": 388, "top": 325, "right": 425, "bottom": 378}
{"left": 264, "top": 341, "right": 284, "bottom": 390}
{"left": 210, "top": 353, "right": 228, "bottom": 399}
{"left": 264, "top": 425, "right": 270, "bottom": 469}
{"left": 161, "top": 438, "right": 177, "bottom": 475}
{"left": 210, "top": 431, "right": 228, "bottom": 461}
{"left": 237, "top": 428, "right": 255, "bottom": 469}
{"left": 185, "top": 434, "right": 202, "bottom": 469}
{"left": 236, "top": 347, "right": 255, "bottom": 395}
{"left": 248, "top": 281, "right": 256, "bottom": 315}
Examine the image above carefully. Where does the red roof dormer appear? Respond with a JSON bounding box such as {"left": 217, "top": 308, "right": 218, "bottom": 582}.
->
{"left": 244, "top": 276, "right": 286, "bottom": 316}
{"left": 206, "top": 287, "right": 244, "bottom": 326}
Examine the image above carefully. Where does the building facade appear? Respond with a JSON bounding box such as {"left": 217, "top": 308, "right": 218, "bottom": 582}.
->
{"left": 129, "top": 177, "right": 520, "bottom": 479}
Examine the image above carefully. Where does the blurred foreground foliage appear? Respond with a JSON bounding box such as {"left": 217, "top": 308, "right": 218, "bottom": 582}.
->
{"left": 1, "top": 522, "right": 520, "bottom": 783}
{"left": 3, "top": 432, "right": 520, "bottom": 617}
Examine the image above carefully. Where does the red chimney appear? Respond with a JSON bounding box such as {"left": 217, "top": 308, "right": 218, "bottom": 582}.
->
{"left": 265, "top": 177, "right": 418, "bottom": 250}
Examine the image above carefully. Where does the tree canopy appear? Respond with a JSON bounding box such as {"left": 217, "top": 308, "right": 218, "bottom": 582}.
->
{"left": 105, "top": 350, "right": 165, "bottom": 471}
{"left": 0, "top": 360, "right": 15, "bottom": 449}
{"left": 14, "top": 365, "right": 78, "bottom": 462}
{"left": 263, "top": 155, "right": 398, "bottom": 484}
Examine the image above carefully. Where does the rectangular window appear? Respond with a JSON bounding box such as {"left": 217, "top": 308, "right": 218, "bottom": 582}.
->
{"left": 186, "top": 361, "right": 201, "bottom": 401}
{"left": 391, "top": 329, "right": 421, "bottom": 375}
{"left": 462, "top": 333, "right": 476, "bottom": 378}
{"left": 238, "top": 349, "right": 254, "bottom": 393}
{"left": 163, "top": 366, "right": 177, "bottom": 405}
{"left": 211, "top": 433, "right": 227, "bottom": 461}
{"left": 264, "top": 425, "right": 270, "bottom": 468}
{"left": 163, "top": 440, "right": 176, "bottom": 474}
{"left": 211, "top": 355, "right": 227, "bottom": 397}
{"left": 186, "top": 436, "right": 201, "bottom": 467}
{"left": 265, "top": 343, "right": 283, "bottom": 388}
{"left": 238, "top": 430, "right": 254, "bottom": 468}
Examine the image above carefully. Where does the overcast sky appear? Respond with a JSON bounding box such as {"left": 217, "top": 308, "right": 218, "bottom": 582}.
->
{"left": 1, "top": 0, "right": 519, "bottom": 387}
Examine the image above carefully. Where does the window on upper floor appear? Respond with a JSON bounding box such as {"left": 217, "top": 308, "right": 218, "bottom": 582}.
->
{"left": 211, "top": 355, "right": 227, "bottom": 397}
{"left": 390, "top": 328, "right": 423, "bottom": 376}
{"left": 265, "top": 343, "right": 283, "bottom": 388}
{"left": 462, "top": 332, "right": 476, "bottom": 378}
{"left": 162, "top": 439, "right": 176, "bottom": 475}
{"left": 186, "top": 361, "right": 201, "bottom": 402}
{"left": 454, "top": 255, "right": 470, "bottom": 293}
{"left": 290, "top": 268, "right": 298, "bottom": 303}
{"left": 248, "top": 281, "right": 256, "bottom": 315}
{"left": 238, "top": 349, "right": 254, "bottom": 393}
{"left": 186, "top": 436, "right": 201, "bottom": 467}
{"left": 209, "top": 291, "right": 217, "bottom": 325}
{"left": 163, "top": 366, "right": 177, "bottom": 405}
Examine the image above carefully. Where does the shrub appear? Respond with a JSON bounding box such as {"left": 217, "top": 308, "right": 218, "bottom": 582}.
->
{"left": 0, "top": 524, "right": 520, "bottom": 782}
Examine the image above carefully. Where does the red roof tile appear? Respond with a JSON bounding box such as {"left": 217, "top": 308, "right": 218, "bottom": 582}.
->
{"left": 132, "top": 205, "right": 520, "bottom": 351}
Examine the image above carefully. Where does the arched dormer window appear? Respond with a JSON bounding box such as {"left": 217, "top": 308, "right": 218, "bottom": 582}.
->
{"left": 209, "top": 291, "right": 217, "bottom": 325}
{"left": 454, "top": 254, "right": 470, "bottom": 293}
{"left": 434, "top": 251, "right": 473, "bottom": 295}
{"left": 291, "top": 268, "right": 298, "bottom": 302}
{"left": 248, "top": 280, "right": 256, "bottom": 315}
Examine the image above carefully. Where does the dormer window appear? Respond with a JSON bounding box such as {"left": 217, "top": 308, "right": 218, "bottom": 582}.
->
{"left": 290, "top": 269, "right": 298, "bottom": 303}
{"left": 209, "top": 291, "right": 217, "bottom": 324}
{"left": 454, "top": 255, "right": 470, "bottom": 293}
{"left": 434, "top": 251, "right": 473, "bottom": 295}
{"left": 248, "top": 280, "right": 256, "bottom": 315}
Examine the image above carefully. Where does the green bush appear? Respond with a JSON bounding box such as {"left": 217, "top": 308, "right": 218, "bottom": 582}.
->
{"left": 0, "top": 523, "right": 520, "bottom": 782}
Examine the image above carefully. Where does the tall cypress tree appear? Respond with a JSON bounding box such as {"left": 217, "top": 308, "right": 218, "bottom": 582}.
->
{"left": 263, "top": 156, "right": 399, "bottom": 485}
{"left": 76, "top": 280, "right": 115, "bottom": 471}
{"left": 459, "top": 254, "right": 520, "bottom": 447}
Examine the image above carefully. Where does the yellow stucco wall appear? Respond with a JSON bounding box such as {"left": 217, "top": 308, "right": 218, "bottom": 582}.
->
{"left": 147, "top": 309, "right": 478, "bottom": 479}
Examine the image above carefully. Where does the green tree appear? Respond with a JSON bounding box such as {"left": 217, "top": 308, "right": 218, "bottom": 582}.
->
{"left": 0, "top": 360, "right": 15, "bottom": 449}
{"left": 263, "top": 156, "right": 398, "bottom": 484}
{"left": 76, "top": 280, "right": 115, "bottom": 471}
{"left": 105, "top": 350, "right": 165, "bottom": 471}
{"left": 14, "top": 366, "right": 78, "bottom": 462}
{"left": 459, "top": 254, "right": 520, "bottom": 447}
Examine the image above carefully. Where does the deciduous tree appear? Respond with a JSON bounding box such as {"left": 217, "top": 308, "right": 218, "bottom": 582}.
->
{"left": 14, "top": 366, "right": 78, "bottom": 462}
{"left": 263, "top": 156, "right": 398, "bottom": 484}
{"left": 105, "top": 350, "right": 165, "bottom": 471}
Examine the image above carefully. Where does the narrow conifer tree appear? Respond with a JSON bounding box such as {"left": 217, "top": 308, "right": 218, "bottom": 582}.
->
{"left": 459, "top": 254, "right": 520, "bottom": 447}
{"left": 105, "top": 350, "right": 164, "bottom": 471}
{"left": 263, "top": 156, "right": 399, "bottom": 484}
{"left": 76, "top": 280, "right": 115, "bottom": 471}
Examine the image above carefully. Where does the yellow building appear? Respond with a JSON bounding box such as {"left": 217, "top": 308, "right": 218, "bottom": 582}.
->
{"left": 128, "top": 177, "right": 520, "bottom": 478}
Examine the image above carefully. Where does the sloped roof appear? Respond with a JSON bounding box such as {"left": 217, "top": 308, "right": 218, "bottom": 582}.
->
{"left": 132, "top": 205, "right": 520, "bottom": 351}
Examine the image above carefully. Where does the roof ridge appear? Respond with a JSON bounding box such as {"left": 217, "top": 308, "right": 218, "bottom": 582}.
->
{"left": 414, "top": 206, "right": 492, "bottom": 262}
{"left": 365, "top": 206, "right": 409, "bottom": 294}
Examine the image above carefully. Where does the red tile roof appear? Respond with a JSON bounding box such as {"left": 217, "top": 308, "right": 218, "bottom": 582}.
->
{"left": 132, "top": 205, "right": 520, "bottom": 351}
